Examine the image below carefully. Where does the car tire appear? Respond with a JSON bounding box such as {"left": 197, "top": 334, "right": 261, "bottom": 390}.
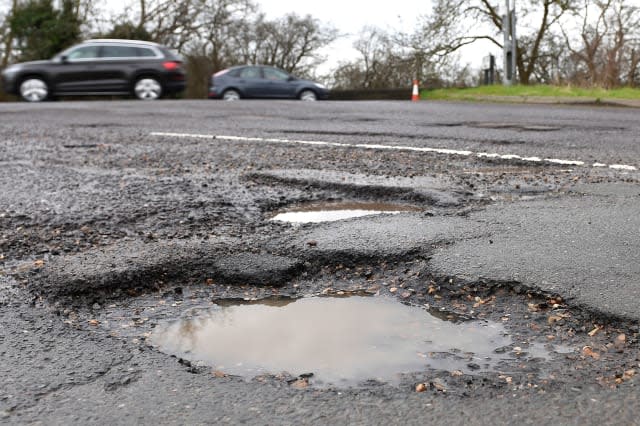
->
{"left": 299, "top": 90, "right": 317, "bottom": 101}
{"left": 222, "top": 89, "right": 241, "bottom": 101}
{"left": 19, "top": 77, "right": 49, "bottom": 102}
{"left": 134, "top": 77, "right": 163, "bottom": 100}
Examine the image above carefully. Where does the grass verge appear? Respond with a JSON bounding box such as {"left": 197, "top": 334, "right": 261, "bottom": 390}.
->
{"left": 423, "top": 85, "right": 640, "bottom": 102}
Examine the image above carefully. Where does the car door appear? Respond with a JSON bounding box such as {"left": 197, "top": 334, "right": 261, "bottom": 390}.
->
{"left": 261, "top": 67, "right": 297, "bottom": 98}
{"left": 53, "top": 45, "right": 103, "bottom": 93}
{"left": 236, "top": 67, "right": 264, "bottom": 98}
{"left": 97, "top": 45, "right": 144, "bottom": 92}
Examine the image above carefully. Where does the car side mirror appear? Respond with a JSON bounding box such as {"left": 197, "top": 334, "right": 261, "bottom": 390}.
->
{"left": 288, "top": 76, "right": 296, "bottom": 82}
{"left": 60, "top": 55, "right": 69, "bottom": 64}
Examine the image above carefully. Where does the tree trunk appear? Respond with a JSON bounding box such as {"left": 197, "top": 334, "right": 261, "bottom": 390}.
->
{"left": 1, "top": 0, "right": 18, "bottom": 68}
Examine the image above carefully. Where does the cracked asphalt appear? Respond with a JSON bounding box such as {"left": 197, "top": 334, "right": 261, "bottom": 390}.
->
{"left": 1, "top": 100, "right": 639, "bottom": 425}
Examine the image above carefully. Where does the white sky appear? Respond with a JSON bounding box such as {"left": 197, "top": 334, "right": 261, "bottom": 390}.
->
{"left": 259, "top": 0, "right": 497, "bottom": 74}
{"left": 256, "top": 0, "right": 433, "bottom": 72}
{"left": 257, "top": 0, "right": 426, "bottom": 35}
{"left": 97, "top": 0, "right": 493, "bottom": 73}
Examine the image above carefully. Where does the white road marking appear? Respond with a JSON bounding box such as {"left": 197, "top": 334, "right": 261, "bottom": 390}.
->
{"left": 150, "top": 132, "right": 638, "bottom": 172}
{"left": 609, "top": 164, "right": 637, "bottom": 171}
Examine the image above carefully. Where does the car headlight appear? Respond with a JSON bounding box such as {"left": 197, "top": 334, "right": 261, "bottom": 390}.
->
{"left": 314, "top": 83, "right": 327, "bottom": 90}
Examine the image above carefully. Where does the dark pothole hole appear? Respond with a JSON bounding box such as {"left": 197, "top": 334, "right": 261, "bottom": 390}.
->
{"left": 51, "top": 263, "right": 640, "bottom": 393}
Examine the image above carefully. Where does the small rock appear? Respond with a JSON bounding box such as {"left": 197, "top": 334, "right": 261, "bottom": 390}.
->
{"left": 588, "top": 326, "right": 603, "bottom": 337}
{"left": 178, "top": 358, "right": 192, "bottom": 367}
{"left": 415, "top": 383, "right": 427, "bottom": 392}
{"left": 431, "top": 380, "right": 447, "bottom": 393}
{"left": 582, "top": 346, "right": 600, "bottom": 360}
{"left": 290, "top": 378, "right": 309, "bottom": 389}
{"left": 614, "top": 334, "right": 626, "bottom": 352}
{"left": 306, "top": 240, "right": 318, "bottom": 247}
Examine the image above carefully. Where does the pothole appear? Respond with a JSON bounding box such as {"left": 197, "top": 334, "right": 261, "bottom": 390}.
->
{"left": 149, "top": 295, "right": 560, "bottom": 387}
{"left": 270, "top": 201, "right": 421, "bottom": 223}
{"left": 58, "top": 260, "right": 639, "bottom": 394}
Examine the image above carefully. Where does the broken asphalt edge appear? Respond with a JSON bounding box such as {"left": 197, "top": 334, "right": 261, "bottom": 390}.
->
{"left": 23, "top": 238, "right": 640, "bottom": 328}
{"left": 26, "top": 238, "right": 428, "bottom": 298}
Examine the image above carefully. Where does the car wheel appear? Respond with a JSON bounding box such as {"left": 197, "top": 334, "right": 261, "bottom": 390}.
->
{"left": 19, "top": 78, "right": 49, "bottom": 102}
{"left": 222, "top": 89, "right": 241, "bottom": 101}
{"left": 134, "top": 77, "right": 162, "bottom": 100}
{"left": 299, "top": 90, "right": 317, "bottom": 101}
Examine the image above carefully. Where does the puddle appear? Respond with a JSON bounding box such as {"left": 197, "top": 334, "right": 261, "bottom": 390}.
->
{"left": 151, "top": 296, "right": 526, "bottom": 387}
{"left": 270, "top": 201, "right": 421, "bottom": 223}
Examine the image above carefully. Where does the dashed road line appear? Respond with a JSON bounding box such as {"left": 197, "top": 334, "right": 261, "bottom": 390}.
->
{"left": 150, "top": 132, "right": 638, "bottom": 172}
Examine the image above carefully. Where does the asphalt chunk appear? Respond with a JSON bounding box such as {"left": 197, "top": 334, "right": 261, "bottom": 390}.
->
{"left": 33, "top": 240, "right": 301, "bottom": 297}
{"left": 249, "top": 169, "right": 465, "bottom": 206}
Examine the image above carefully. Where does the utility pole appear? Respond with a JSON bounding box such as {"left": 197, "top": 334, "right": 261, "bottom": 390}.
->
{"left": 502, "top": 0, "right": 517, "bottom": 85}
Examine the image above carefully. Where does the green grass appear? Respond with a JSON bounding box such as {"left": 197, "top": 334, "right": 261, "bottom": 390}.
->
{"left": 423, "top": 85, "right": 640, "bottom": 101}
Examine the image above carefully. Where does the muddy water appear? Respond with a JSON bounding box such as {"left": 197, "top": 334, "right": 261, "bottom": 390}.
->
{"left": 151, "top": 296, "right": 517, "bottom": 386}
{"left": 270, "top": 201, "right": 421, "bottom": 223}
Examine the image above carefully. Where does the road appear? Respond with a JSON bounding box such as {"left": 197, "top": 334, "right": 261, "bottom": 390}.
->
{"left": 1, "top": 100, "right": 639, "bottom": 425}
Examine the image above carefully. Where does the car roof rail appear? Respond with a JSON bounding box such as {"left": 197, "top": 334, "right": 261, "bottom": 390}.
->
{"left": 85, "top": 39, "right": 160, "bottom": 47}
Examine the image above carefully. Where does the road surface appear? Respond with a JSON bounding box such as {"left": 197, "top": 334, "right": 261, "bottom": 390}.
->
{"left": 1, "top": 100, "right": 639, "bottom": 425}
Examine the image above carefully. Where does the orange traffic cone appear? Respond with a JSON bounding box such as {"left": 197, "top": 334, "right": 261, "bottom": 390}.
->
{"left": 411, "top": 79, "right": 420, "bottom": 101}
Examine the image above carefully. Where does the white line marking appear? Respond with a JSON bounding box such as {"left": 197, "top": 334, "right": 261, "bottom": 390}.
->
{"left": 150, "top": 132, "right": 638, "bottom": 172}
{"left": 610, "top": 164, "right": 637, "bottom": 171}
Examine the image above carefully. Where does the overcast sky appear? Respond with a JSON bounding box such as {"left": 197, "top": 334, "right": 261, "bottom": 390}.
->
{"left": 97, "top": 0, "right": 491, "bottom": 73}
{"left": 258, "top": 0, "right": 429, "bottom": 34}
{"left": 257, "top": 0, "right": 434, "bottom": 71}
{"left": 96, "top": 0, "right": 435, "bottom": 69}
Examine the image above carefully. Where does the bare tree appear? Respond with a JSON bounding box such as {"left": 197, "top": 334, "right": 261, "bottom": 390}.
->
{"left": 561, "top": 0, "right": 640, "bottom": 87}
{"left": 194, "top": 0, "right": 256, "bottom": 71}
{"left": 248, "top": 13, "right": 337, "bottom": 75}
{"left": 332, "top": 27, "right": 415, "bottom": 89}
{"left": 117, "top": 0, "right": 205, "bottom": 50}
{"left": 1, "top": 0, "right": 17, "bottom": 67}
{"left": 405, "top": 0, "right": 579, "bottom": 84}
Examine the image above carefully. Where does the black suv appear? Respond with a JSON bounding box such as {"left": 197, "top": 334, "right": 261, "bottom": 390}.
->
{"left": 1, "top": 39, "right": 186, "bottom": 101}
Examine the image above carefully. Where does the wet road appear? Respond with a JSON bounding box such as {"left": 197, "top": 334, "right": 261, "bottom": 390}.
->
{"left": 1, "top": 100, "right": 639, "bottom": 425}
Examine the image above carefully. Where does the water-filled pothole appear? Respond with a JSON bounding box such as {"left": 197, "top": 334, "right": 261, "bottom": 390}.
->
{"left": 270, "top": 201, "right": 421, "bottom": 223}
{"left": 149, "top": 296, "right": 550, "bottom": 387}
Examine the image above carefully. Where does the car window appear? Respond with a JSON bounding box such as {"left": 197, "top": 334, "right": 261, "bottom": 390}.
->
{"left": 239, "top": 67, "right": 261, "bottom": 79}
{"left": 263, "top": 67, "right": 290, "bottom": 81}
{"left": 101, "top": 45, "right": 139, "bottom": 58}
{"left": 66, "top": 46, "right": 100, "bottom": 60}
{"left": 135, "top": 47, "right": 157, "bottom": 57}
